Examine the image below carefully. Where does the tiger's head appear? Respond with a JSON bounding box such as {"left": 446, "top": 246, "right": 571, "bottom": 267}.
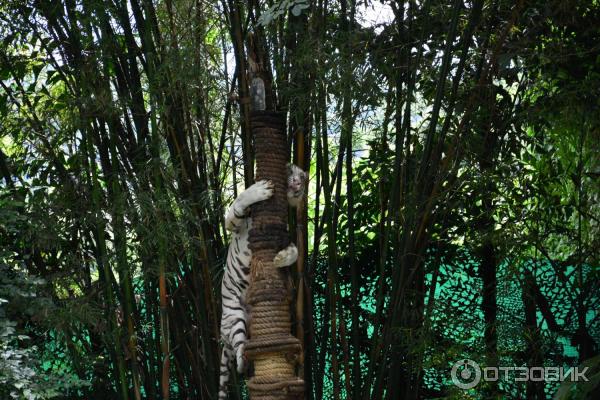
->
{"left": 287, "top": 163, "right": 307, "bottom": 208}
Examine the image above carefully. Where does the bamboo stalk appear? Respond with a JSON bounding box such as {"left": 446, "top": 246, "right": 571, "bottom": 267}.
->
{"left": 159, "top": 248, "right": 170, "bottom": 399}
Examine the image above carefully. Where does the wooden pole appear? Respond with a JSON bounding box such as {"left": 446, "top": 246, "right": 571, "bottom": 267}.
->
{"left": 245, "top": 111, "right": 304, "bottom": 400}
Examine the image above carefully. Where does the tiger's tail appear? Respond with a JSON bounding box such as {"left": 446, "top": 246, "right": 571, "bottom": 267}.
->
{"left": 218, "top": 345, "right": 232, "bottom": 400}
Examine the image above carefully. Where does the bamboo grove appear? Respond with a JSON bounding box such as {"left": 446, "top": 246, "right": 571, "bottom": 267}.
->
{"left": 0, "top": 0, "right": 598, "bottom": 399}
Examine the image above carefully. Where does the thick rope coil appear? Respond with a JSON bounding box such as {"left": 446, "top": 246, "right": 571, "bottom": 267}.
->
{"left": 245, "top": 111, "right": 304, "bottom": 399}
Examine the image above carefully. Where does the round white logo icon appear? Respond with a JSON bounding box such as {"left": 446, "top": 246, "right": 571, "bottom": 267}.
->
{"left": 451, "top": 359, "right": 481, "bottom": 389}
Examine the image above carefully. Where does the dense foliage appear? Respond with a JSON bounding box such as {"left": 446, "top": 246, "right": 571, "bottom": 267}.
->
{"left": 0, "top": 0, "right": 598, "bottom": 399}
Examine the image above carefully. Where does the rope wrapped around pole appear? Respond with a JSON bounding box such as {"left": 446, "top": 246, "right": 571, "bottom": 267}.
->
{"left": 246, "top": 111, "right": 304, "bottom": 400}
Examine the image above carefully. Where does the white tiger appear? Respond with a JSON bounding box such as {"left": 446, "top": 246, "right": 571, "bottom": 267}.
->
{"left": 218, "top": 164, "right": 307, "bottom": 399}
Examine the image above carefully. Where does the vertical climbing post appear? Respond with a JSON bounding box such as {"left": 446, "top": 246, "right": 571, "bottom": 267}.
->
{"left": 245, "top": 111, "right": 305, "bottom": 399}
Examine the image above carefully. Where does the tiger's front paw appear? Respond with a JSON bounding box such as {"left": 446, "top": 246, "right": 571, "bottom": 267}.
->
{"left": 273, "top": 244, "right": 298, "bottom": 268}
{"left": 245, "top": 180, "right": 274, "bottom": 205}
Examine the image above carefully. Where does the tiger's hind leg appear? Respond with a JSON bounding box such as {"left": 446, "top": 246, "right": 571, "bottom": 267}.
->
{"left": 234, "top": 340, "right": 246, "bottom": 374}
{"left": 228, "top": 317, "right": 248, "bottom": 373}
